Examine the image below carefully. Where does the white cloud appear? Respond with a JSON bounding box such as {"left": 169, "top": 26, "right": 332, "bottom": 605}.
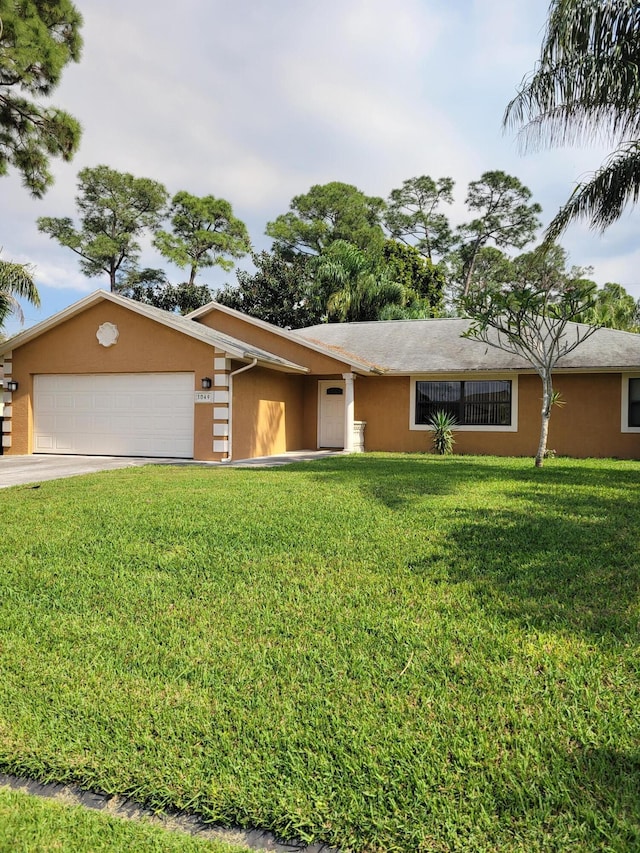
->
{"left": 1, "top": 0, "right": 639, "bottom": 320}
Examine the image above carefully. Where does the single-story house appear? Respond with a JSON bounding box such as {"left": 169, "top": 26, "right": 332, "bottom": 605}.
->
{"left": 1, "top": 289, "right": 639, "bottom": 460}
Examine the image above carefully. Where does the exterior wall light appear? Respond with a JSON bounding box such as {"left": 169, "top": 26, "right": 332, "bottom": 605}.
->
{"left": 6, "top": 380, "right": 18, "bottom": 392}
{"left": 201, "top": 377, "right": 212, "bottom": 389}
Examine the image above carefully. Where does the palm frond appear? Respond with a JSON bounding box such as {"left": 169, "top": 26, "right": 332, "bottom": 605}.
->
{"left": 545, "top": 141, "right": 640, "bottom": 240}
{"left": 0, "top": 259, "right": 40, "bottom": 305}
{"left": 504, "top": 0, "right": 640, "bottom": 150}
{"left": 0, "top": 291, "right": 23, "bottom": 325}
{"left": 0, "top": 256, "right": 40, "bottom": 328}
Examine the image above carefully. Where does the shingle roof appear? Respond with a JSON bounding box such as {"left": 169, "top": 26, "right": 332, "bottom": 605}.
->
{"left": 294, "top": 318, "right": 640, "bottom": 373}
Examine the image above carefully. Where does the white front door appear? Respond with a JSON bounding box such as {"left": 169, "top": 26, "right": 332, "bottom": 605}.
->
{"left": 318, "top": 381, "right": 345, "bottom": 447}
{"left": 33, "top": 373, "right": 195, "bottom": 458}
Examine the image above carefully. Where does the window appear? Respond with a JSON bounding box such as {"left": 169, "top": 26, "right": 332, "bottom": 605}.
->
{"left": 628, "top": 378, "right": 640, "bottom": 427}
{"left": 415, "top": 380, "right": 512, "bottom": 426}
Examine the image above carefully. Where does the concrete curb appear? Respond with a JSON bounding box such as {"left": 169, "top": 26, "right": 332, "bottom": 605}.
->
{"left": 0, "top": 773, "right": 340, "bottom": 852}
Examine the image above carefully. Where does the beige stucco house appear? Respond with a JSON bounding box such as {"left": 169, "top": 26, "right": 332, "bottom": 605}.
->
{"left": 1, "top": 289, "right": 639, "bottom": 461}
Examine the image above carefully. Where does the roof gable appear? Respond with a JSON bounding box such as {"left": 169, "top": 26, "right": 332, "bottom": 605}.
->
{"left": 187, "top": 300, "right": 381, "bottom": 373}
{"left": 0, "top": 290, "right": 308, "bottom": 373}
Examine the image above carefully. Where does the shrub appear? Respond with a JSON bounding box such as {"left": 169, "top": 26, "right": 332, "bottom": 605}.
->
{"left": 429, "top": 409, "right": 458, "bottom": 455}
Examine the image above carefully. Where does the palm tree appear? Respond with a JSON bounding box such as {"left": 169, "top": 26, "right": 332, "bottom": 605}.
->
{"left": 314, "top": 240, "right": 405, "bottom": 322}
{"left": 504, "top": 0, "right": 640, "bottom": 241}
{"left": 0, "top": 256, "right": 41, "bottom": 327}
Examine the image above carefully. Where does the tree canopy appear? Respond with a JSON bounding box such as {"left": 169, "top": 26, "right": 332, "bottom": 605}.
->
{"left": 118, "top": 267, "right": 214, "bottom": 315}
{"left": 315, "top": 240, "right": 406, "bottom": 323}
{"left": 456, "top": 170, "right": 542, "bottom": 297}
{"left": 504, "top": 0, "right": 640, "bottom": 239}
{"left": 216, "top": 249, "right": 322, "bottom": 329}
{"left": 384, "top": 175, "right": 455, "bottom": 261}
{"left": 578, "top": 280, "right": 640, "bottom": 332}
{"left": 0, "top": 0, "right": 83, "bottom": 197}
{"left": 38, "top": 165, "right": 169, "bottom": 291}
{"left": 266, "top": 181, "right": 386, "bottom": 255}
{"left": 153, "top": 192, "right": 250, "bottom": 286}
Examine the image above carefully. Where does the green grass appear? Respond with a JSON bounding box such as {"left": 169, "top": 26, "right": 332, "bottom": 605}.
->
{"left": 0, "top": 787, "right": 250, "bottom": 852}
{"left": 0, "top": 454, "right": 638, "bottom": 852}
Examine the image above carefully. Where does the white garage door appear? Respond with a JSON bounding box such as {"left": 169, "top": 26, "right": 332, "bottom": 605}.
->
{"left": 34, "top": 374, "right": 195, "bottom": 458}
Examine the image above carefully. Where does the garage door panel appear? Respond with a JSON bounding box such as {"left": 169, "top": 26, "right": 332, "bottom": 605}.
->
{"left": 34, "top": 374, "right": 195, "bottom": 458}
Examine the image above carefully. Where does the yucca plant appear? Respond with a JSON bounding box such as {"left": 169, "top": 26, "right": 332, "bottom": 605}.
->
{"left": 429, "top": 409, "right": 458, "bottom": 455}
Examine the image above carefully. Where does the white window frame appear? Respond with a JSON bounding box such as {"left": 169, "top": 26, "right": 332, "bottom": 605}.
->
{"left": 620, "top": 373, "right": 640, "bottom": 433}
{"left": 409, "top": 374, "right": 519, "bottom": 432}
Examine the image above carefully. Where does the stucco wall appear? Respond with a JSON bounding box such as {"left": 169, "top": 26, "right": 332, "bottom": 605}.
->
{"left": 550, "top": 372, "right": 640, "bottom": 458}
{"left": 231, "top": 367, "right": 305, "bottom": 459}
{"left": 196, "top": 311, "right": 353, "bottom": 374}
{"left": 352, "top": 372, "right": 640, "bottom": 459}
{"left": 7, "top": 301, "right": 222, "bottom": 460}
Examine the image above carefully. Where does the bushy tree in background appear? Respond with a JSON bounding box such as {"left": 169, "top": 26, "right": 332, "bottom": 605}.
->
{"left": 578, "top": 281, "right": 640, "bottom": 332}
{"left": 119, "top": 268, "right": 213, "bottom": 315}
{"left": 384, "top": 175, "right": 455, "bottom": 261}
{"left": 216, "top": 249, "right": 322, "bottom": 329}
{"left": 315, "top": 240, "right": 405, "bottom": 322}
{"left": 377, "top": 240, "right": 445, "bottom": 318}
{"left": 0, "top": 0, "right": 83, "bottom": 327}
{"left": 456, "top": 171, "right": 542, "bottom": 297}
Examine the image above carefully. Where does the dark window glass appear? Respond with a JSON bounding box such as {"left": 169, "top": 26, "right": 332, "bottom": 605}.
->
{"left": 415, "top": 380, "right": 512, "bottom": 426}
{"left": 326, "top": 387, "right": 344, "bottom": 395}
{"left": 629, "top": 378, "right": 640, "bottom": 427}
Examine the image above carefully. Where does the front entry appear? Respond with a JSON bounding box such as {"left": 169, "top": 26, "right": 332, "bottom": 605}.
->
{"left": 318, "top": 381, "right": 345, "bottom": 447}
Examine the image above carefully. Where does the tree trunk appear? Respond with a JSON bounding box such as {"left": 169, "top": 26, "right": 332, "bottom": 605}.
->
{"left": 461, "top": 238, "right": 482, "bottom": 297}
{"left": 535, "top": 375, "right": 553, "bottom": 467}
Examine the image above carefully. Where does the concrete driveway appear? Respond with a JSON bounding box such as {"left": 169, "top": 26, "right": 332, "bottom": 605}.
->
{"left": 0, "top": 451, "right": 341, "bottom": 488}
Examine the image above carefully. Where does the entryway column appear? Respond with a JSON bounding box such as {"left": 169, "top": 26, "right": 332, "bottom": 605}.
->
{"left": 342, "top": 372, "right": 355, "bottom": 452}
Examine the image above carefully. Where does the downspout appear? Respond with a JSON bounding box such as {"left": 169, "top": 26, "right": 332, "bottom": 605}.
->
{"left": 225, "top": 357, "right": 258, "bottom": 462}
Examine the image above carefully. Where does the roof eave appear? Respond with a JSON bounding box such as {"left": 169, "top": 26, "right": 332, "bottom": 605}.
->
{"left": 188, "top": 301, "right": 377, "bottom": 372}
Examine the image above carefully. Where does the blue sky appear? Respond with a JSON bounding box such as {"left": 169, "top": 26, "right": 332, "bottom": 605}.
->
{"left": 3, "top": 0, "right": 639, "bottom": 336}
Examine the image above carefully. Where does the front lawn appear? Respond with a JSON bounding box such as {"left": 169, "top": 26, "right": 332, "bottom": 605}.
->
{"left": 0, "top": 455, "right": 638, "bottom": 852}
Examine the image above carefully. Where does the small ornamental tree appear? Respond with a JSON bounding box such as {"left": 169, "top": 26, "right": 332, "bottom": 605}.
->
{"left": 461, "top": 245, "right": 599, "bottom": 467}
